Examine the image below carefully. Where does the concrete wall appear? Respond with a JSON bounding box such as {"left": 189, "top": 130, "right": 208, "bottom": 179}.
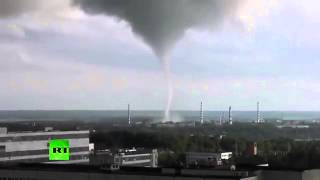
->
{"left": 6, "top": 168, "right": 320, "bottom": 180}
{"left": 255, "top": 170, "right": 302, "bottom": 180}
{"left": 241, "top": 177, "right": 258, "bottom": 180}
{"left": 0, "top": 169, "right": 250, "bottom": 180}
{"left": 302, "top": 169, "right": 320, "bottom": 180}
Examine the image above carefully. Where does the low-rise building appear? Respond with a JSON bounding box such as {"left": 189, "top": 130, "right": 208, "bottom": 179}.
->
{"left": 221, "top": 152, "right": 233, "bottom": 160}
{"left": 0, "top": 127, "right": 90, "bottom": 164}
{"left": 90, "top": 149, "right": 114, "bottom": 165}
{"left": 186, "top": 152, "right": 223, "bottom": 168}
{"left": 276, "top": 125, "right": 309, "bottom": 129}
{"left": 114, "top": 148, "right": 158, "bottom": 167}
{"left": 0, "top": 163, "right": 257, "bottom": 180}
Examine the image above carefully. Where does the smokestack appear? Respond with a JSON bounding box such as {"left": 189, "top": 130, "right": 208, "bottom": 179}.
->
{"left": 256, "top": 101, "right": 260, "bottom": 123}
{"left": 128, "top": 104, "right": 131, "bottom": 126}
{"left": 228, "top": 106, "right": 232, "bottom": 125}
{"left": 200, "top": 102, "right": 203, "bottom": 125}
{"left": 223, "top": 111, "right": 226, "bottom": 124}
{"left": 219, "top": 112, "right": 222, "bottom": 125}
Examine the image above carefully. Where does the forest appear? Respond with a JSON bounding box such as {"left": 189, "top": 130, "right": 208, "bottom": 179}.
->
{"left": 91, "top": 122, "right": 320, "bottom": 169}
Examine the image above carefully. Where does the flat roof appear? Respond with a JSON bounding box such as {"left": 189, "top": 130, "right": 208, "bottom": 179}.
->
{"left": 0, "top": 130, "right": 89, "bottom": 137}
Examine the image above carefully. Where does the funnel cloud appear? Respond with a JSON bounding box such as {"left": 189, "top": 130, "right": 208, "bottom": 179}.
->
{"left": 73, "top": 0, "right": 241, "bottom": 120}
{"left": 73, "top": 0, "right": 240, "bottom": 57}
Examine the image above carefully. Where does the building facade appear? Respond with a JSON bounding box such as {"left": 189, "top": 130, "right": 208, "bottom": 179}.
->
{"left": 0, "top": 128, "right": 90, "bottom": 164}
{"left": 186, "top": 152, "right": 222, "bottom": 168}
{"left": 0, "top": 164, "right": 257, "bottom": 180}
{"left": 221, "top": 152, "right": 233, "bottom": 160}
{"left": 114, "top": 148, "right": 158, "bottom": 167}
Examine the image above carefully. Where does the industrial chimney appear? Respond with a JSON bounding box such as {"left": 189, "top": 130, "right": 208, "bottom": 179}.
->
{"left": 228, "top": 106, "right": 232, "bottom": 125}
{"left": 128, "top": 104, "right": 131, "bottom": 126}
{"left": 200, "top": 102, "right": 204, "bottom": 125}
{"left": 256, "top": 101, "right": 261, "bottom": 123}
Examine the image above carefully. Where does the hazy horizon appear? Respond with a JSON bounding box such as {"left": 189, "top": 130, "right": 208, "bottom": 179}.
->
{"left": 1, "top": 110, "right": 320, "bottom": 122}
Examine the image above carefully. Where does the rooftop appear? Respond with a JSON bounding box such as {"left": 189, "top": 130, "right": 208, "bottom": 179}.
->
{"left": 0, "top": 163, "right": 256, "bottom": 179}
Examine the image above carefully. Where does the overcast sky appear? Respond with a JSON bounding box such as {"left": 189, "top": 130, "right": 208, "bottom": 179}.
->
{"left": 1, "top": 0, "right": 320, "bottom": 111}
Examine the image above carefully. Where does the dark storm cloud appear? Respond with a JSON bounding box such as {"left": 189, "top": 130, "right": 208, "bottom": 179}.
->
{"left": 73, "top": 0, "right": 241, "bottom": 57}
{"left": 0, "top": 0, "right": 42, "bottom": 17}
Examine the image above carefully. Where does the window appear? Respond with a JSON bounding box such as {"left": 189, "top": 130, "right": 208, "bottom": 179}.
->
{"left": 0, "top": 145, "right": 5, "bottom": 153}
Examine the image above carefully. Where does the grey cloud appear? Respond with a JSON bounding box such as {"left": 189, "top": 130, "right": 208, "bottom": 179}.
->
{"left": 0, "top": 0, "right": 44, "bottom": 17}
{"left": 0, "top": 59, "right": 40, "bottom": 72}
{"left": 73, "top": 0, "right": 241, "bottom": 57}
{"left": 0, "top": 0, "right": 71, "bottom": 18}
{"left": 0, "top": 50, "right": 42, "bottom": 72}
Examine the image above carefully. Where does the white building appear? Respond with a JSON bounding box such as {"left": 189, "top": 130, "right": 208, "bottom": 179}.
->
{"left": 114, "top": 148, "right": 158, "bottom": 167}
{"left": 0, "top": 127, "right": 90, "bottom": 164}
{"left": 221, "top": 152, "right": 232, "bottom": 160}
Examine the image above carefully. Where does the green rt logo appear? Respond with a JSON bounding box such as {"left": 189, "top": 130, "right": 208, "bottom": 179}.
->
{"left": 49, "top": 139, "right": 70, "bottom": 161}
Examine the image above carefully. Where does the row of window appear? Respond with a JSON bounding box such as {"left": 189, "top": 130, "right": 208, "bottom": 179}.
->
{"left": 0, "top": 177, "right": 37, "bottom": 180}
{"left": 115, "top": 155, "right": 152, "bottom": 162}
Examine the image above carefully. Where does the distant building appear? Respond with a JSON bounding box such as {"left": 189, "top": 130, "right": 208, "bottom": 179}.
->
{"left": 0, "top": 127, "right": 90, "bottom": 164}
{"left": 114, "top": 148, "right": 158, "bottom": 167}
{"left": 90, "top": 149, "right": 114, "bottom": 165}
{"left": 186, "top": 152, "right": 223, "bottom": 168}
{"left": 247, "top": 142, "right": 258, "bottom": 156}
{"left": 155, "top": 121, "right": 176, "bottom": 128}
{"left": 89, "top": 143, "right": 94, "bottom": 152}
{"left": 44, "top": 127, "right": 54, "bottom": 132}
{"left": 221, "top": 152, "right": 233, "bottom": 160}
{"left": 276, "top": 125, "right": 309, "bottom": 129}
{"left": 175, "top": 121, "right": 196, "bottom": 127}
{"left": 253, "top": 142, "right": 257, "bottom": 155}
